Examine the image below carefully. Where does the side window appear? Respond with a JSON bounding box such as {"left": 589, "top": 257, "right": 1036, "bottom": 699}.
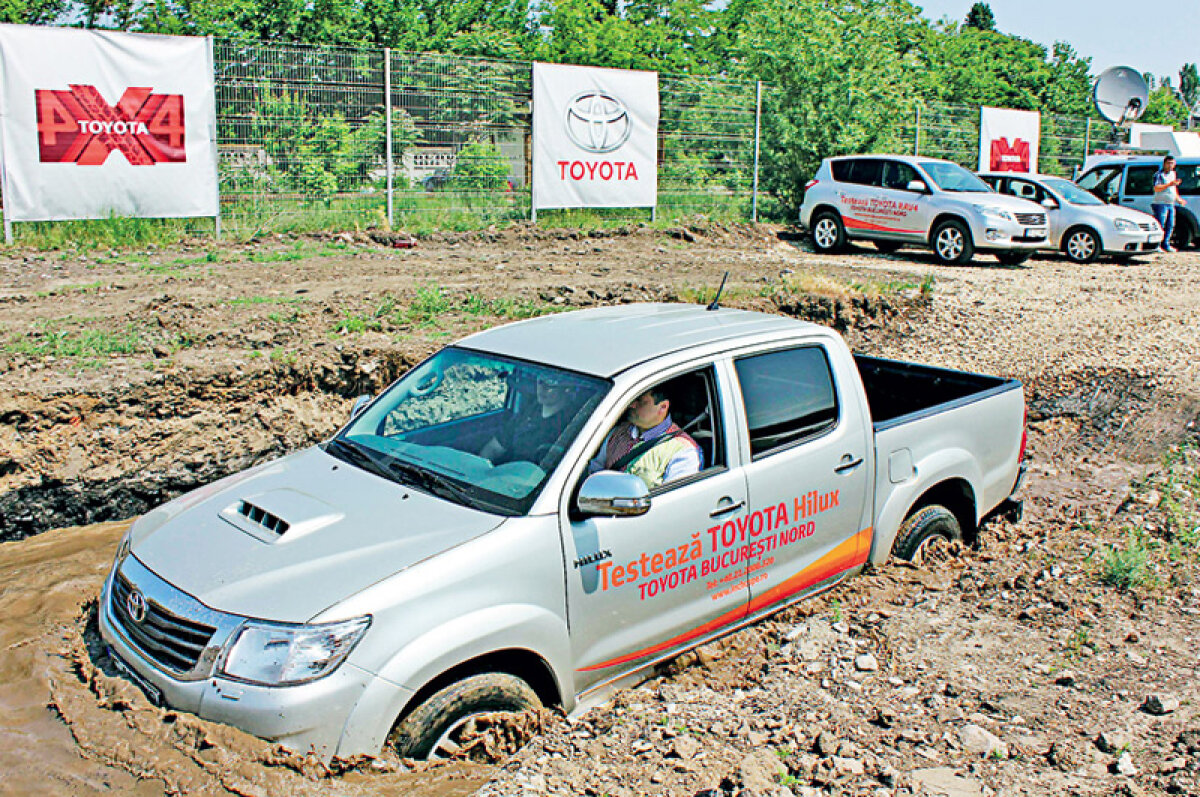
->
{"left": 1125, "top": 166, "right": 1156, "bottom": 196}
{"left": 1077, "top": 166, "right": 1122, "bottom": 203}
{"left": 735, "top": 346, "right": 838, "bottom": 458}
{"left": 587, "top": 366, "right": 725, "bottom": 489}
{"left": 979, "top": 176, "right": 1003, "bottom": 191}
{"left": 1005, "top": 179, "right": 1041, "bottom": 202}
{"left": 882, "top": 161, "right": 920, "bottom": 191}
{"left": 830, "top": 159, "right": 854, "bottom": 182}
{"left": 1178, "top": 164, "right": 1200, "bottom": 196}
{"left": 847, "top": 159, "right": 883, "bottom": 187}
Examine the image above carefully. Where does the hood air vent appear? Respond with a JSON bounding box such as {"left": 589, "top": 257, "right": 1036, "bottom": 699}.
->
{"left": 236, "top": 500, "right": 290, "bottom": 535}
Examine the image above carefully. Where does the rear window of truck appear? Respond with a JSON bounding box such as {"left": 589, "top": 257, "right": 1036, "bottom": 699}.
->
{"left": 734, "top": 346, "right": 838, "bottom": 458}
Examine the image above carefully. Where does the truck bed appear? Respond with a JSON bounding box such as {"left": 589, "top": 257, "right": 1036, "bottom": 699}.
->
{"left": 853, "top": 354, "right": 1019, "bottom": 429}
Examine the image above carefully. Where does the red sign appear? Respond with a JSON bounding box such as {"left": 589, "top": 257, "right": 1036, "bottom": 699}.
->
{"left": 989, "top": 137, "right": 1031, "bottom": 172}
{"left": 35, "top": 85, "right": 185, "bottom": 166}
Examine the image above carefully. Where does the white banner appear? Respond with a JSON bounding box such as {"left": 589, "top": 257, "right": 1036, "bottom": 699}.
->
{"left": 532, "top": 62, "right": 658, "bottom": 210}
{"left": 978, "top": 106, "right": 1040, "bottom": 173}
{"left": 0, "top": 25, "right": 218, "bottom": 223}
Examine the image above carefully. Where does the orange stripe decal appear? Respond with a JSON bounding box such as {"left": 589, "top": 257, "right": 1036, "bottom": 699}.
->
{"left": 578, "top": 527, "right": 873, "bottom": 672}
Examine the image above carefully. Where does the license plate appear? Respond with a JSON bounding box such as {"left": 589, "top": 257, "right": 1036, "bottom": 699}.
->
{"left": 107, "top": 646, "right": 164, "bottom": 706}
{"left": 1025, "top": 227, "right": 1046, "bottom": 238}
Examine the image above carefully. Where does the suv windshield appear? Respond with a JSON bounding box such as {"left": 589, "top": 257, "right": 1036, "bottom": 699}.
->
{"left": 919, "top": 161, "right": 993, "bottom": 193}
{"left": 1041, "top": 176, "right": 1103, "bottom": 206}
{"left": 330, "top": 347, "right": 609, "bottom": 516}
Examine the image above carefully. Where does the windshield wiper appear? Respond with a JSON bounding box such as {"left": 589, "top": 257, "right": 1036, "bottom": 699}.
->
{"left": 387, "top": 458, "right": 476, "bottom": 504}
{"left": 324, "top": 437, "right": 396, "bottom": 483}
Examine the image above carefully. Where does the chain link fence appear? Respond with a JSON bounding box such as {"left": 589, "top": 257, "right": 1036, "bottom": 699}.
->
{"left": 213, "top": 40, "right": 761, "bottom": 234}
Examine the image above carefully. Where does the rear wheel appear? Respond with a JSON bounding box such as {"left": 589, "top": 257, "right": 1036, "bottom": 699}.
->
{"left": 931, "top": 219, "right": 974, "bottom": 265}
{"left": 892, "top": 504, "right": 963, "bottom": 565}
{"left": 1062, "top": 227, "right": 1100, "bottom": 264}
{"left": 811, "top": 211, "right": 846, "bottom": 254}
{"left": 874, "top": 240, "right": 903, "bottom": 254}
{"left": 387, "top": 673, "right": 541, "bottom": 761}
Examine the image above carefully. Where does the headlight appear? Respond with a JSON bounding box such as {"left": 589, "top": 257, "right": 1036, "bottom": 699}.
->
{"left": 1114, "top": 218, "right": 1139, "bottom": 231}
{"left": 979, "top": 206, "right": 1015, "bottom": 222}
{"left": 220, "top": 616, "right": 371, "bottom": 686}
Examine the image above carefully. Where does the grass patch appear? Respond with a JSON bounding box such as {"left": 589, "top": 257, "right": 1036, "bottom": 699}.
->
{"left": 3, "top": 216, "right": 211, "bottom": 250}
{"left": 34, "top": 280, "right": 108, "bottom": 298}
{"left": 4, "top": 319, "right": 145, "bottom": 359}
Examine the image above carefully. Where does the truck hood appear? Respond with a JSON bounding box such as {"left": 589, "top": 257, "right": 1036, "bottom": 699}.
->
{"left": 128, "top": 446, "right": 506, "bottom": 623}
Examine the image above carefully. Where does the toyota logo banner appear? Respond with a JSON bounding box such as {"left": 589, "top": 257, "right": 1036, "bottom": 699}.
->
{"left": 0, "top": 25, "right": 218, "bottom": 226}
{"left": 978, "top": 106, "right": 1040, "bottom": 174}
{"left": 532, "top": 62, "right": 658, "bottom": 211}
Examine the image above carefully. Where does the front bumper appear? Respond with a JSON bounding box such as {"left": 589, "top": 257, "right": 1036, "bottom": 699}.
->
{"left": 973, "top": 218, "right": 1047, "bottom": 250}
{"left": 98, "top": 556, "right": 406, "bottom": 758}
{"left": 1102, "top": 228, "right": 1163, "bottom": 254}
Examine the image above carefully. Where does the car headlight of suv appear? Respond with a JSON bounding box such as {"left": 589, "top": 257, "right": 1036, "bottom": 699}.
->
{"left": 979, "top": 206, "right": 1015, "bottom": 222}
{"left": 1113, "top": 218, "right": 1139, "bottom": 232}
{"left": 220, "top": 616, "right": 371, "bottom": 686}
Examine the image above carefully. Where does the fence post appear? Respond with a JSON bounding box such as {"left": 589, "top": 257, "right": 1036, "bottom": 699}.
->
{"left": 752, "top": 80, "right": 762, "bottom": 223}
{"left": 1083, "top": 117, "right": 1091, "bottom": 158}
{"left": 914, "top": 105, "right": 921, "bottom": 156}
{"left": 384, "top": 47, "right": 394, "bottom": 229}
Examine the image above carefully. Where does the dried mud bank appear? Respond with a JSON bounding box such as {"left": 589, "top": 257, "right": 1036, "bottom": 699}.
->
{"left": 1, "top": 231, "right": 1199, "bottom": 796}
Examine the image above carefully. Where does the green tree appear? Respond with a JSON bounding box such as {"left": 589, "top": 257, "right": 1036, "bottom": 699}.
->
{"left": 1180, "top": 63, "right": 1199, "bottom": 112}
{"left": 1143, "top": 82, "right": 1189, "bottom": 127}
{"left": 0, "top": 0, "right": 69, "bottom": 24}
{"left": 965, "top": 2, "right": 994, "bottom": 31}
{"left": 731, "top": 0, "right": 925, "bottom": 212}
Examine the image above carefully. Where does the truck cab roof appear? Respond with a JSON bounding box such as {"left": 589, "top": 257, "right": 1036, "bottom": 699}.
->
{"left": 456, "top": 303, "right": 822, "bottom": 377}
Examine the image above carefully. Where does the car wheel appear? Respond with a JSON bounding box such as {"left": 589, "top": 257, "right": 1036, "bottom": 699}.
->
{"left": 1062, "top": 227, "right": 1100, "bottom": 264}
{"left": 931, "top": 219, "right": 974, "bottom": 265}
{"left": 387, "top": 673, "right": 542, "bottom": 761}
{"left": 874, "top": 240, "right": 903, "bottom": 254}
{"left": 996, "top": 251, "right": 1031, "bottom": 266}
{"left": 811, "top": 211, "right": 846, "bottom": 254}
{"left": 891, "top": 504, "right": 963, "bottom": 565}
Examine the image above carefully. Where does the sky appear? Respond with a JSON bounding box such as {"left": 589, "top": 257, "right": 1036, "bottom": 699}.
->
{"left": 914, "top": 0, "right": 1198, "bottom": 83}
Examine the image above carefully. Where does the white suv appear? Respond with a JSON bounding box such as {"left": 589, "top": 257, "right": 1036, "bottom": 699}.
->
{"left": 800, "top": 154, "right": 1048, "bottom": 265}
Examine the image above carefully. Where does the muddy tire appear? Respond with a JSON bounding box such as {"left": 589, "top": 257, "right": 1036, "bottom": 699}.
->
{"left": 891, "top": 504, "right": 962, "bottom": 564}
{"left": 931, "top": 219, "right": 974, "bottom": 265}
{"left": 387, "top": 673, "right": 541, "bottom": 761}
{"left": 811, "top": 211, "right": 846, "bottom": 254}
{"left": 1063, "top": 227, "right": 1100, "bottom": 264}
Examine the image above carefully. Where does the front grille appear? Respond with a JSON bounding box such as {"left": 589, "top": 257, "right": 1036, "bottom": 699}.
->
{"left": 1014, "top": 212, "right": 1046, "bottom": 225}
{"left": 111, "top": 574, "right": 216, "bottom": 674}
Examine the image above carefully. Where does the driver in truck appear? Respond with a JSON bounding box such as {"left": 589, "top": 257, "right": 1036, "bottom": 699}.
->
{"left": 480, "top": 372, "right": 575, "bottom": 464}
{"left": 588, "top": 385, "right": 702, "bottom": 489}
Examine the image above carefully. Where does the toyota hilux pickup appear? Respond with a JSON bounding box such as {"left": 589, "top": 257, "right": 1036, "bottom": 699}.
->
{"left": 100, "top": 303, "right": 1027, "bottom": 762}
{"left": 800, "top": 154, "right": 1049, "bottom": 265}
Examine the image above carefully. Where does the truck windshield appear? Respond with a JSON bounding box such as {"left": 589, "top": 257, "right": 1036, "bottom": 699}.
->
{"left": 330, "top": 347, "right": 609, "bottom": 516}
{"left": 1041, "top": 177, "right": 1104, "bottom": 206}
{"left": 919, "top": 161, "right": 992, "bottom": 193}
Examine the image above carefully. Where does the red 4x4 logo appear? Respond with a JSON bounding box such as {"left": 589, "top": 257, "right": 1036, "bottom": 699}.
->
{"left": 989, "top": 137, "right": 1030, "bottom": 172}
{"left": 35, "top": 85, "right": 185, "bottom": 165}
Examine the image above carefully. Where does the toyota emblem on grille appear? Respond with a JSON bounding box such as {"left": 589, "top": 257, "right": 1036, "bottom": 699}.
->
{"left": 565, "top": 91, "right": 631, "bottom": 154}
{"left": 127, "top": 589, "right": 148, "bottom": 623}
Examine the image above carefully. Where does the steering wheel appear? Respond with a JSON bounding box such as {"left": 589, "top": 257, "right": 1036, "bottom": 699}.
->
{"left": 535, "top": 443, "right": 566, "bottom": 471}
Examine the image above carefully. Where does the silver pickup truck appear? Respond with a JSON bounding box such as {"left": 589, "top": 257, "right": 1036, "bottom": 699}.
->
{"left": 100, "top": 304, "right": 1027, "bottom": 762}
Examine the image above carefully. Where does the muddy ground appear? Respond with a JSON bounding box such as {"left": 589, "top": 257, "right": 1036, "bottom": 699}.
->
{"left": 1, "top": 223, "right": 1198, "bottom": 796}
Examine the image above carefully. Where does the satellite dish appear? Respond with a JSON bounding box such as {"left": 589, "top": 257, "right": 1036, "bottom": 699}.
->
{"left": 1094, "top": 66, "right": 1150, "bottom": 124}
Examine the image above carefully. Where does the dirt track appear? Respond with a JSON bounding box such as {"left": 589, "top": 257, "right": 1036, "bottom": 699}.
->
{"left": 1, "top": 225, "right": 1198, "bottom": 795}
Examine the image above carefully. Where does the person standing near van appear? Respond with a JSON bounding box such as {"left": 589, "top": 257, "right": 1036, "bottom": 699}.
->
{"left": 1152, "top": 155, "right": 1182, "bottom": 253}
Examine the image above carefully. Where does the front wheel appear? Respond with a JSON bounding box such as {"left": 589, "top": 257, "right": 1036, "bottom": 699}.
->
{"left": 811, "top": 211, "right": 846, "bottom": 254}
{"left": 387, "top": 673, "right": 542, "bottom": 761}
{"left": 931, "top": 220, "right": 974, "bottom": 265}
{"left": 996, "top": 251, "right": 1031, "bottom": 266}
{"left": 892, "top": 504, "right": 963, "bottom": 565}
{"left": 1062, "top": 227, "right": 1100, "bottom": 264}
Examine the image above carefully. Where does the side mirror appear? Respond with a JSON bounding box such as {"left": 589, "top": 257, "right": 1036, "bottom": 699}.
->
{"left": 906, "top": 180, "right": 928, "bottom": 193}
{"left": 1041, "top": 198, "right": 1058, "bottom": 209}
{"left": 576, "top": 471, "right": 651, "bottom": 517}
{"left": 350, "top": 394, "right": 372, "bottom": 420}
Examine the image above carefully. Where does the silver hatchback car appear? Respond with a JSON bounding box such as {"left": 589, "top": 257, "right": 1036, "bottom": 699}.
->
{"left": 978, "top": 172, "right": 1162, "bottom": 263}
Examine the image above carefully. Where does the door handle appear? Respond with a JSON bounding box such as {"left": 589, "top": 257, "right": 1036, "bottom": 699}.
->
{"left": 1122, "top": 198, "right": 1136, "bottom": 203}
{"left": 834, "top": 456, "right": 864, "bottom": 474}
{"left": 709, "top": 499, "right": 746, "bottom": 518}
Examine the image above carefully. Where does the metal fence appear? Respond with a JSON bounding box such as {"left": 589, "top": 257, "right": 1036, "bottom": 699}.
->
{"left": 213, "top": 40, "right": 761, "bottom": 234}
